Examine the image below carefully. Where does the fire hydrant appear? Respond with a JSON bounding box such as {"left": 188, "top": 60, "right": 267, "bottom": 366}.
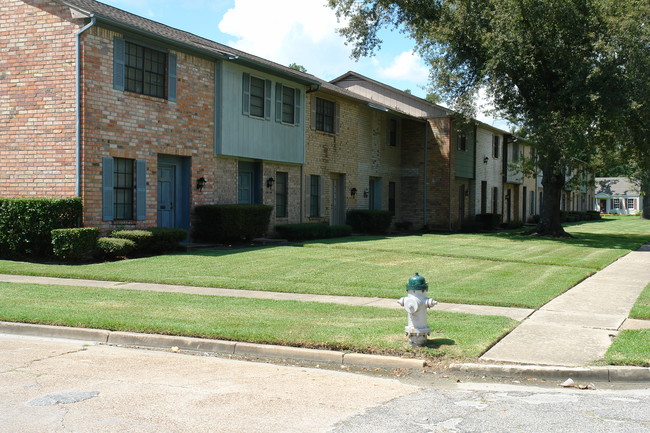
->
{"left": 397, "top": 273, "right": 437, "bottom": 346}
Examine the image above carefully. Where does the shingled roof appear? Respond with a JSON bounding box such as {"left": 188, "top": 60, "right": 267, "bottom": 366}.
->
{"left": 595, "top": 177, "right": 641, "bottom": 197}
{"left": 57, "top": 0, "right": 320, "bottom": 85}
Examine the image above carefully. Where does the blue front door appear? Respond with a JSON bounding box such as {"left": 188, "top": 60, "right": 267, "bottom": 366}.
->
{"left": 157, "top": 164, "right": 175, "bottom": 228}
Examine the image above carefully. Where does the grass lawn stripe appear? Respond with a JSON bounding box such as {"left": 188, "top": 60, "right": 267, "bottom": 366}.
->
{"left": 0, "top": 282, "right": 517, "bottom": 360}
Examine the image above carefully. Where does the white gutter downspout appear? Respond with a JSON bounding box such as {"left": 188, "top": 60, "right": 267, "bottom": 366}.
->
{"left": 75, "top": 15, "right": 96, "bottom": 197}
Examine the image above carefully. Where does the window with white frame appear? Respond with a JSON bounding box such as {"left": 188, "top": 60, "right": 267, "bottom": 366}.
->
{"left": 627, "top": 199, "right": 635, "bottom": 209}
{"left": 613, "top": 198, "right": 620, "bottom": 209}
{"left": 309, "top": 175, "right": 321, "bottom": 217}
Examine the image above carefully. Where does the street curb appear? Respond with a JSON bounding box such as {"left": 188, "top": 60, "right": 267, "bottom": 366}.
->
{"left": 0, "top": 322, "right": 424, "bottom": 370}
{"left": 450, "top": 363, "right": 650, "bottom": 382}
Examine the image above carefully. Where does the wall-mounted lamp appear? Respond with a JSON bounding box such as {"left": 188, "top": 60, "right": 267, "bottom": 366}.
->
{"left": 464, "top": 189, "right": 469, "bottom": 197}
{"left": 363, "top": 189, "right": 369, "bottom": 198}
{"left": 196, "top": 177, "right": 207, "bottom": 191}
{"left": 266, "top": 177, "right": 275, "bottom": 189}
{"left": 350, "top": 187, "right": 357, "bottom": 197}
{"left": 483, "top": 156, "right": 489, "bottom": 164}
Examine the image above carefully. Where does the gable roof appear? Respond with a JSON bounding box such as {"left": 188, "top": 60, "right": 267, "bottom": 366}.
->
{"left": 595, "top": 177, "right": 641, "bottom": 197}
{"left": 57, "top": 0, "right": 319, "bottom": 85}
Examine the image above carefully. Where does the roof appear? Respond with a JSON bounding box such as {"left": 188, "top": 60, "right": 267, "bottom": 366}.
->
{"left": 57, "top": 0, "right": 320, "bottom": 85}
{"left": 594, "top": 177, "right": 641, "bottom": 197}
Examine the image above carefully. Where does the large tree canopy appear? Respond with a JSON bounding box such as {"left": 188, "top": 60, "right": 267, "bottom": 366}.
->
{"left": 330, "top": 0, "right": 650, "bottom": 233}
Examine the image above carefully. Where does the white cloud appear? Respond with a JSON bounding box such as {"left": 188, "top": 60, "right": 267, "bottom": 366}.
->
{"left": 376, "top": 51, "right": 429, "bottom": 83}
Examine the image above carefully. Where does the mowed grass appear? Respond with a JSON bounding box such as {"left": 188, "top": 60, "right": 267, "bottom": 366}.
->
{"left": 0, "top": 216, "right": 648, "bottom": 309}
{"left": 630, "top": 282, "right": 650, "bottom": 320}
{"left": 0, "top": 282, "right": 517, "bottom": 360}
{"left": 605, "top": 330, "right": 650, "bottom": 367}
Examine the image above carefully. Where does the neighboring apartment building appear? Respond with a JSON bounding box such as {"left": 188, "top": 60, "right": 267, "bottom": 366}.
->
{"left": 1, "top": 0, "right": 318, "bottom": 232}
{"left": 595, "top": 177, "right": 643, "bottom": 215}
{"left": 3, "top": 0, "right": 580, "bottom": 235}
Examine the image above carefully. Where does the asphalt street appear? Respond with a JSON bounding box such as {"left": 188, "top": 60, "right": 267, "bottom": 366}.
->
{"left": 2, "top": 334, "right": 649, "bottom": 432}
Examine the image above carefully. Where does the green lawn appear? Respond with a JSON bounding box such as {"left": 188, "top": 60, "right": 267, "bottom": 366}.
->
{"left": 0, "top": 216, "right": 648, "bottom": 309}
{"left": 630, "top": 282, "right": 650, "bottom": 320}
{"left": 0, "top": 282, "right": 517, "bottom": 360}
{"left": 605, "top": 330, "right": 650, "bottom": 367}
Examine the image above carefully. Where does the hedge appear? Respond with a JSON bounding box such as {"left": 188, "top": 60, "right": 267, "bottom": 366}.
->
{"left": 192, "top": 204, "right": 273, "bottom": 242}
{"left": 146, "top": 227, "right": 187, "bottom": 253}
{"left": 0, "top": 197, "right": 82, "bottom": 258}
{"left": 51, "top": 228, "right": 99, "bottom": 262}
{"left": 97, "top": 237, "right": 136, "bottom": 260}
{"left": 345, "top": 209, "right": 392, "bottom": 234}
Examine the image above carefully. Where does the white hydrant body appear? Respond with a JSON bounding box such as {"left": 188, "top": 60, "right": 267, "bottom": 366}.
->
{"left": 398, "top": 273, "right": 437, "bottom": 346}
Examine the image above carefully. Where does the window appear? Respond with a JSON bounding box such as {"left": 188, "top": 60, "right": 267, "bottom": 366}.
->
{"left": 492, "top": 187, "right": 499, "bottom": 213}
{"left": 102, "top": 157, "right": 146, "bottom": 221}
{"left": 282, "top": 86, "right": 295, "bottom": 123}
{"left": 512, "top": 142, "right": 520, "bottom": 162}
{"left": 113, "top": 158, "right": 134, "bottom": 220}
{"left": 369, "top": 177, "right": 382, "bottom": 210}
{"left": 627, "top": 199, "right": 635, "bottom": 210}
{"left": 113, "top": 37, "right": 176, "bottom": 101}
{"left": 124, "top": 42, "right": 166, "bottom": 98}
{"left": 389, "top": 119, "right": 398, "bottom": 147}
{"left": 613, "top": 198, "right": 621, "bottom": 209}
{"left": 242, "top": 73, "right": 271, "bottom": 119}
{"left": 458, "top": 133, "right": 467, "bottom": 151}
{"left": 309, "top": 175, "right": 321, "bottom": 217}
{"left": 388, "top": 182, "right": 396, "bottom": 216}
{"left": 275, "top": 172, "right": 288, "bottom": 218}
{"left": 493, "top": 136, "right": 500, "bottom": 158}
{"left": 249, "top": 76, "right": 265, "bottom": 118}
{"left": 315, "top": 98, "right": 335, "bottom": 133}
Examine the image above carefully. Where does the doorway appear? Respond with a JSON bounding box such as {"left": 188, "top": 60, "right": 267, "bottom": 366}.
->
{"left": 330, "top": 173, "right": 346, "bottom": 225}
{"left": 157, "top": 155, "right": 190, "bottom": 230}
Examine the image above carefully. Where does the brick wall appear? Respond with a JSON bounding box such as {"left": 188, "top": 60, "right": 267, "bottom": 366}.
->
{"left": 305, "top": 91, "right": 402, "bottom": 225}
{"left": 0, "top": 0, "right": 80, "bottom": 197}
{"left": 80, "top": 26, "right": 216, "bottom": 230}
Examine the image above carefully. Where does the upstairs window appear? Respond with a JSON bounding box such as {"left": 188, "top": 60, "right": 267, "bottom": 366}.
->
{"left": 113, "top": 37, "right": 176, "bottom": 101}
{"left": 275, "top": 84, "right": 301, "bottom": 125}
{"left": 493, "top": 136, "right": 500, "bottom": 158}
{"left": 242, "top": 73, "right": 271, "bottom": 119}
{"left": 315, "top": 98, "right": 335, "bottom": 133}
{"left": 389, "top": 119, "right": 398, "bottom": 146}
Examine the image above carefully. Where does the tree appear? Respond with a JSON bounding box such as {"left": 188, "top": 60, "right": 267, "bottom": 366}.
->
{"left": 329, "top": 0, "right": 650, "bottom": 234}
{"left": 288, "top": 63, "right": 307, "bottom": 73}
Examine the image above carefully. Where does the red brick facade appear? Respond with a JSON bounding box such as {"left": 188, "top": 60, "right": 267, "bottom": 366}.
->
{"left": 0, "top": 0, "right": 80, "bottom": 197}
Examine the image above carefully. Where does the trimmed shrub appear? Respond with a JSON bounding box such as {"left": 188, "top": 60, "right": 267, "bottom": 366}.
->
{"left": 531, "top": 214, "right": 541, "bottom": 224}
{"left": 192, "top": 204, "right": 273, "bottom": 242}
{"left": 500, "top": 221, "right": 524, "bottom": 230}
{"left": 110, "top": 230, "right": 153, "bottom": 254}
{"left": 345, "top": 210, "right": 393, "bottom": 234}
{"left": 394, "top": 221, "right": 413, "bottom": 232}
{"left": 97, "top": 237, "right": 136, "bottom": 260}
{"left": 51, "top": 228, "right": 99, "bottom": 262}
{"left": 0, "top": 197, "right": 82, "bottom": 258}
{"left": 146, "top": 227, "right": 188, "bottom": 253}
{"left": 274, "top": 223, "right": 352, "bottom": 241}
{"left": 586, "top": 210, "right": 602, "bottom": 220}
{"left": 461, "top": 219, "right": 485, "bottom": 233}
{"left": 475, "top": 213, "right": 502, "bottom": 231}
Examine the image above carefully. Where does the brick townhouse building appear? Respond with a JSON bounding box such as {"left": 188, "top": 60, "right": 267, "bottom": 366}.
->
{"left": 2, "top": 0, "right": 534, "bottom": 236}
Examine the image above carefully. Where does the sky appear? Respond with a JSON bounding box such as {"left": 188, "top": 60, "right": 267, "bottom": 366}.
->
{"left": 98, "top": 0, "right": 505, "bottom": 127}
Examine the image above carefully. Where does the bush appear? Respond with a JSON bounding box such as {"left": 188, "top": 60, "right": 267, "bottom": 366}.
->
{"left": 345, "top": 210, "right": 393, "bottom": 234}
{"left": 97, "top": 237, "right": 136, "bottom": 260}
{"left": 394, "top": 221, "right": 413, "bottom": 232}
{"left": 500, "top": 221, "right": 524, "bottom": 230}
{"left": 531, "top": 214, "right": 541, "bottom": 224}
{"left": 274, "top": 223, "right": 352, "bottom": 241}
{"left": 460, "top": 220, "right": 485, "bottom": 233}
{"left": 586, "top": 210, "right": 602, "bottom": 220}
{"left": 0, "top": 197, "right": 82, "bottom": 258}
{"left": 146, "top": 227, "right": 187, "bottom": 253}
{"left": 51, "top": 228, "right": 99, "bottom": 262}
{"left": 192, "top": 204, "right": 273, "bottom": 242}
{"left": 110, "top": 230, "right": 153, "bottom": 254}
{"left": 475, "top": 213, "right": 502, "bottom": 231}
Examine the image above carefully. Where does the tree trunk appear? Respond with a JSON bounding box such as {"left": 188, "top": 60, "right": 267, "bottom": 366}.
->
{"left": 642, "top": 177, "right": 650, "bottom": 220}
{"left": 531, "top": 163, "right": 570, "bottom": 237}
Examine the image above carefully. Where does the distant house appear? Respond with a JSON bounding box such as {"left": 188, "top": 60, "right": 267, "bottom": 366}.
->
{"left": 595, "top": 177, "right": 643, "bottom": 215}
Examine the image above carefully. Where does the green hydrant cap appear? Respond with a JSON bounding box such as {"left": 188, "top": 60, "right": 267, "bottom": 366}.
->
{"left": 406, "top": 273, "right": 428, "bottom": 291}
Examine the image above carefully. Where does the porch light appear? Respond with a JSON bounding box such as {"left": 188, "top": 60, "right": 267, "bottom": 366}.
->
{"left": 363, "top": 189, "right": 369, "bottom": 198}
{"left": 266, "top": 177, "right": 275, "bottom": 189}
{"left": 350, "top": 188, "right": 357, "bottom": 197}
{"left": 196, "top": 177, "right": 206, "bottom": 191}
{"left": 484, "top": 156, "right": 489, "bottom": 164}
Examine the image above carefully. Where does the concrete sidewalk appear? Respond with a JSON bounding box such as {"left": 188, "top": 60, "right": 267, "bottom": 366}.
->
{"left": 0, "top": 273, "right": 533, "bottom": 321}
{"left": 481, "top": 243, "right": 650, "bottom": 367}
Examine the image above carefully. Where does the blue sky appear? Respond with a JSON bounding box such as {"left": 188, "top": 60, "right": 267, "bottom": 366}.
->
{"left": 99, "top": 0, "right": 504, "bottom": 127}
